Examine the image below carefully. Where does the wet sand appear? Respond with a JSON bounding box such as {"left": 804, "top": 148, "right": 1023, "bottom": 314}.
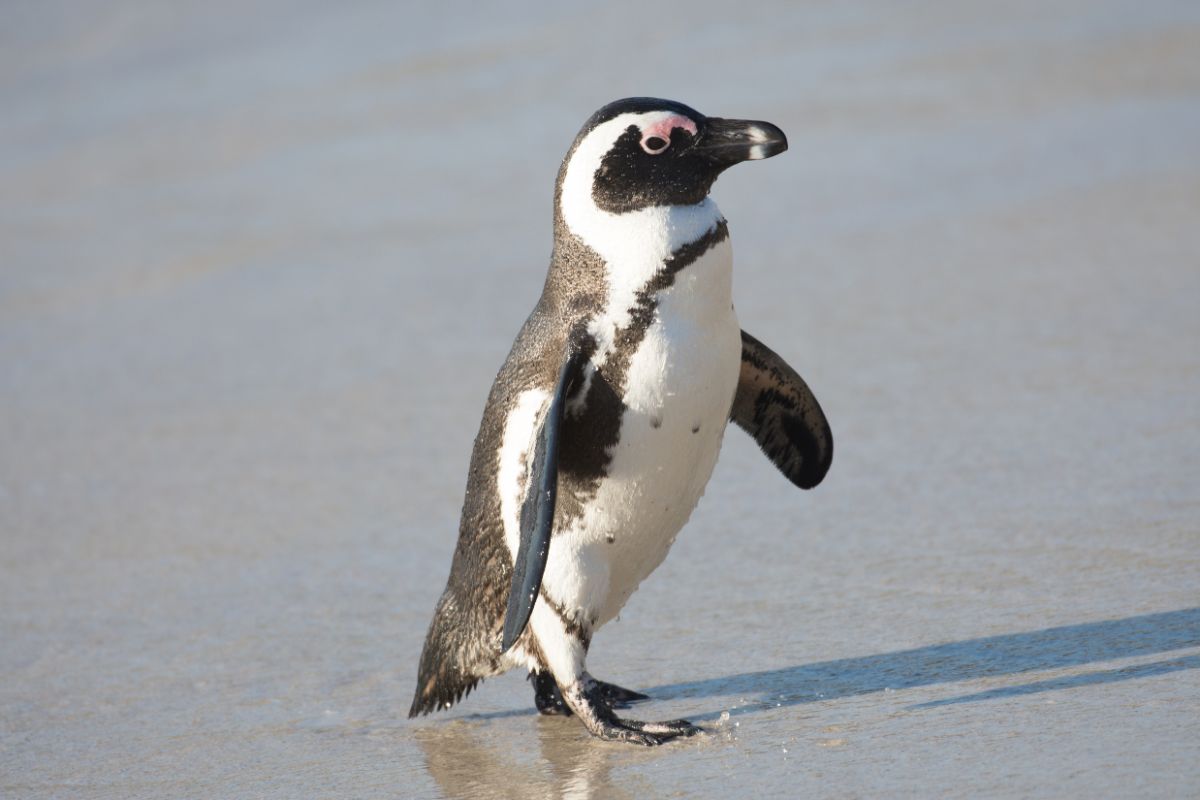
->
{"left": 2, "top": 2, "right": 1198, "bottom": 797}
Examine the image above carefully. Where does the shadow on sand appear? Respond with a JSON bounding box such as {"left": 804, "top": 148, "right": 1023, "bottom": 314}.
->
{"left": 417, "top": 609, "right": 1198, "bottom": 798}
{"left": 643, "top": 607, "right": 1200, "bottom": 720}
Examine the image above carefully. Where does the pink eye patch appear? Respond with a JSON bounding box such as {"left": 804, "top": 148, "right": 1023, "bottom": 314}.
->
{"left": 639, "top": 114, "right": 697, "bottom": 154}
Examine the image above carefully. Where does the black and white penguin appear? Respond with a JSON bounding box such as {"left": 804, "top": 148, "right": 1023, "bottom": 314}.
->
{"left": 409, "top": 97, "right": 832, "bottom": 745}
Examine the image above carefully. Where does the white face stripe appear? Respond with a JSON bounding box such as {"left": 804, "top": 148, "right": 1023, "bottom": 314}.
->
{"left": 559, "top": 112, "right": 724, "bottom": 365}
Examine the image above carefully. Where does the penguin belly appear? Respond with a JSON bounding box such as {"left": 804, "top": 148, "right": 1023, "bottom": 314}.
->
{"left": 547, "top": 241, "right": 742, "bottom": 629}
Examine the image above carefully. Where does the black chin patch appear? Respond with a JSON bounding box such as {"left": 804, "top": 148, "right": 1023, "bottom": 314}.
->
{"left": 591, "top": 126, "right": 714, "bottom": 214}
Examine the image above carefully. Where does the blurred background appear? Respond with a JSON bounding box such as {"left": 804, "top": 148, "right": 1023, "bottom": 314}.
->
{"left": 2, "top": 1, "right": 1198, "bottom": 797}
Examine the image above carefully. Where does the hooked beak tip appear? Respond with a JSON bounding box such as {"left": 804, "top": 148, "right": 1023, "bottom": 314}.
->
{"left": 745, "top": 123, "right": 788, "bottom": 160}
{"left": 696, "top": 118, "right": 788, "bottom": 165}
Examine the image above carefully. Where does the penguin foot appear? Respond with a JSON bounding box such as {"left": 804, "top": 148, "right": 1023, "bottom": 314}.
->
{"left": 531, "top": 670, "right": 572, "bottom": 716}
{"left": 531, "top": 671, "right": 651, "bottom": 716}
{"left": 563, "top": 679, "right": 702, "bottom": 746}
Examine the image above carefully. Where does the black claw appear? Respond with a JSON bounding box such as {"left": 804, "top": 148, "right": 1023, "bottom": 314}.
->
{"left": 594, "top": 680, "right": 650, "bottom": 708}
{"left": 592, "top": 721, "right": 674, "bottom": 746}
{"left": 618, "top": 717, "right": 701, "bottom": 737}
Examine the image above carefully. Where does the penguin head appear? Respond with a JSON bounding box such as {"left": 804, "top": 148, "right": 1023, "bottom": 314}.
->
{"left": 556, "top": 97, "right": 787, "bottom": 216}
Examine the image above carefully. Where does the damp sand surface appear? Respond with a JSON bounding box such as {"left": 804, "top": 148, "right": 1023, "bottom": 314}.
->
{"left": 2, "top": 2, "right": 1199, "bottom": 798}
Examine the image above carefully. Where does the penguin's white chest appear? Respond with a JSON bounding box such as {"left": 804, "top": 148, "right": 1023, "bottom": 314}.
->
{"left": 563, "top": 238, "right": 742, "bottom": 625}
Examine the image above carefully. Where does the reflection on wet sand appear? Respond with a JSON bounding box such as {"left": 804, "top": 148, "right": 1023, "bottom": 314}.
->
{"left": 416, "top": 714, "right": 636, "bottom": 800}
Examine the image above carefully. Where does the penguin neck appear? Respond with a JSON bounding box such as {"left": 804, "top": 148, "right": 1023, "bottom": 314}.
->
{"left": 560, "top": 195, "right": 724, "bottom": 274}
{"left": 556, "top": 191, "right": 728, "bottom": 334}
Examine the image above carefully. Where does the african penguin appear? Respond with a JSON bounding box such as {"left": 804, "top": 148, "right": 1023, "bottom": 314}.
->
{"left": 409, "top": 97, "right": 833, "bottom": 745}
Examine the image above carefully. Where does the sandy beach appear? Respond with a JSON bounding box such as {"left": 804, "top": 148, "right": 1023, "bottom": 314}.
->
{"left": 2, "top": 1, "right": 1198, "bottom": 797}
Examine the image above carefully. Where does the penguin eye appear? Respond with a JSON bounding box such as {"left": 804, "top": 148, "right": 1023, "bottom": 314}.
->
{"left": 641, "top": 135, "right": 670, "bottom": 155}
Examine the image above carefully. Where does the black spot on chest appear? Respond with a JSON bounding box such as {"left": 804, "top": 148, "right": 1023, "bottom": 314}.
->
{"left": 558, "top": 368, "right": 624, "bottom": 484}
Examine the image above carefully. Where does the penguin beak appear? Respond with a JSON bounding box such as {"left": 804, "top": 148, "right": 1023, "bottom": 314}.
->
{"left": 694, "top": 117, "right": 788, "bottom": 166}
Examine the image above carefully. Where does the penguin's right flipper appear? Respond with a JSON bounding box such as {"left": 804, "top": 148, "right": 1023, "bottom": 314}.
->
{"left": 501, "top": 340, "right": 589, "bottom": 652}
{"left": 731, "top": 329, "right": 833, "bottom": 489}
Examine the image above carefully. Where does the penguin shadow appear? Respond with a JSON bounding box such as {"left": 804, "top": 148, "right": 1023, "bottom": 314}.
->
{"left": 415, "top": 714, "right": 641, "bottom": 800}
{"left": 643, "top": 607, "right": 1200, "bottom": 721}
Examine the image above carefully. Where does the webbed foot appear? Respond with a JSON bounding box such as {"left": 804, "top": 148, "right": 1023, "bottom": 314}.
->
{"left": 531, "top": 671, "right": 651, "bottom": 716}
{"left": 532, "top": 670, "right": 571, "bottom": 716}
{"left": 562, "top": 678, "right": 701, "bottom": 746}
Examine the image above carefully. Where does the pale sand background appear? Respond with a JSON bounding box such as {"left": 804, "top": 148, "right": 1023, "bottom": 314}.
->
{"left": 2, "top": 2, "right": 1198, "bottom": 798}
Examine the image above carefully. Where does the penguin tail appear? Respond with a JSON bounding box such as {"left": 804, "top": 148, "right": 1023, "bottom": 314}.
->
{"left": 408, "top": 587, "right": 495, "bottom": 718}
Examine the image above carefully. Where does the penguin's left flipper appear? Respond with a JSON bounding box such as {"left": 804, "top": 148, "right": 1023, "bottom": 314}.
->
{"left": 501, "top": 340, "right": 590, "bottom": 652}
{"left": 731, "top": 329, "right": 833, "bottom": 489}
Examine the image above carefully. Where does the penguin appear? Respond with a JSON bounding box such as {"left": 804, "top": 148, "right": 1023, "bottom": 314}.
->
{"left": 409, "top": 97, "right": 832, "bottom": 745}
